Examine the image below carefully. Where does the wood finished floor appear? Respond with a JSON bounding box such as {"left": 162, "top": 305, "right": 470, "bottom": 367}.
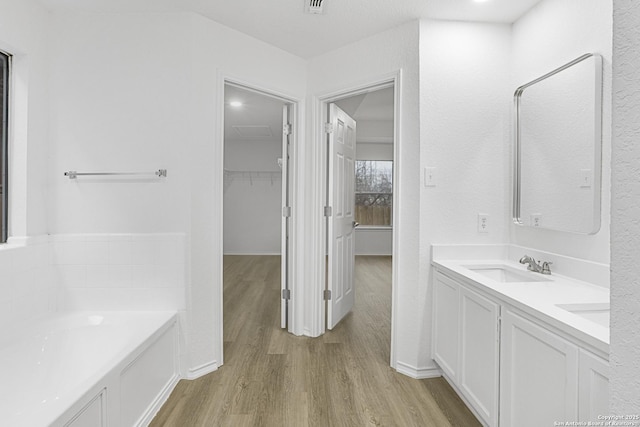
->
{"left": 151, "top": 255, "right": 481, "bottom": 427}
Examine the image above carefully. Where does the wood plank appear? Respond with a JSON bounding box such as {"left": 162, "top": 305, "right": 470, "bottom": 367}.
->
{"left": 150, "top": 255, "right": 481, "bottom": 427}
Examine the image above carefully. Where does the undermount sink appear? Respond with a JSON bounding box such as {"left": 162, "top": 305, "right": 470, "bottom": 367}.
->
{"left": 463, "top": 264, "right": 552, "bottom": 283}
{"left": 556, "top": 303, "right": 610, "bottom": 328}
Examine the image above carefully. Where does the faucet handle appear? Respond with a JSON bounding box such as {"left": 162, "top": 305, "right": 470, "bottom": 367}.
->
{"left": 541, "top": 261, "right": 553, "bottom": 275}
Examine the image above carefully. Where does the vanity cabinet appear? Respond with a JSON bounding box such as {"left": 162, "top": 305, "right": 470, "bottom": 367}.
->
{"left": 500, "top": 309, "right": 579, "bottom": 427}
{"left": 432, "top": 268, "right": 609, "bottom": 427}
{"left": 433, "top": 273, "right": 460, "bottom": 380}
{"left": 433, "top": 272, "right": 500, "bottom": 426}
{"left": 578, "top": 350, "right": 609, "bottom": 422}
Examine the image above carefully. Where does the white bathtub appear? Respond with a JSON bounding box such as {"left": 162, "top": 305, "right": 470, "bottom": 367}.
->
{"left": 0, "top": 311, "right": 179, "bottom": 427}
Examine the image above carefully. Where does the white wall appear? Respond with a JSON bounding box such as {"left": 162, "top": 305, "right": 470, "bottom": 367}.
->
{"left": 0, "top": 0, "right": 53, "bottom": 328}
{"left": 611, "top": 0, "right": 640, "bottom": 414}
{"left": 0, "top": 0, "right": 49, "bottom": 237}
{"left": 46, "top": 10, "right": 307, "bottom": 376}
{"left": 307, "top": 21, "right": 422, "bottom": 371}
{"left": 224, "top": 140, "right": 282, "bottom": 254}
{"left": 357, "top": 119, "right": 393, "bottom": 144}
{"left": 419, "top": 20, "right": 512, "bottom": 372}
{"left": 510, "top": 0, "right": 612, "bottom": 265}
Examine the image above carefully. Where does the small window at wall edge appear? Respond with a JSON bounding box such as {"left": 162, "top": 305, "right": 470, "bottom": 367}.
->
{"left": 355, "top": 160, "right": 393, "bottom": 228}
{"left": 0, "top": 50, "right": 10, "bottom": 244}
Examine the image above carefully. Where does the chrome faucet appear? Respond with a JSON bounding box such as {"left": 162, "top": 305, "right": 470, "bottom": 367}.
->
{"left": 519, "top": 255, "right": 553, "bottom": 275}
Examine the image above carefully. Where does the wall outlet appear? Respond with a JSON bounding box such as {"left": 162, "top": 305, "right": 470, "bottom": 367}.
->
{"left": 424, "top": 167, "right": 436, "bottom": 187}
{"left": 478, "top": 213, "right": 489, "bottom": 233}
{"left": 531, "top": 213, "right": 542, "bottom": 227}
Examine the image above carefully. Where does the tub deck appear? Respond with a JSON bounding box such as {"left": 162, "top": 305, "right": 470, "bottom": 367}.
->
{"left": 0, "top": 311, "right": 177, "bottom": 427}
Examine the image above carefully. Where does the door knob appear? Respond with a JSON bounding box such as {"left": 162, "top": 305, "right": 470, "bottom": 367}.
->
{"left": 352, "top": 221, "right": 360, "bottom": 228}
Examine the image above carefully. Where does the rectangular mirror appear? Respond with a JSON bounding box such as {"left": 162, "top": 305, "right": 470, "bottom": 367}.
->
{"left": 513, "top": 53, "right": 603, "bottom": 234}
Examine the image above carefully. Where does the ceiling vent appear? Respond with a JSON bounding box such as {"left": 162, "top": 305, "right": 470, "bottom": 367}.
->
{"left": 305, "top": 0, "right": 326, "bottom": 15}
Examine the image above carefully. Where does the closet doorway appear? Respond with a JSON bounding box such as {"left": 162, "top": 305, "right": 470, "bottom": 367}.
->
{"left": 222, "top": 82, "right": 295, "bottom": 351}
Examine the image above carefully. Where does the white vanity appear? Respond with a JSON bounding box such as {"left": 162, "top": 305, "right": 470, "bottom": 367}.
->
{"left": 431, "top": 244, "right": 609, "bottom": 427}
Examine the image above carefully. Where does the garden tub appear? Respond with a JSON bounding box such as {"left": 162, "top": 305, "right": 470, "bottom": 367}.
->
{"left": 0, "top": 311, "right": 178, "bottom": 426}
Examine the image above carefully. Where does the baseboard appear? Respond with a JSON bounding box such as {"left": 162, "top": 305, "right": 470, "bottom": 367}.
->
{"left": 355, "top": 253, "right": 393, "bottom": 256}
{"left": 185, "top": 360, "right": 219, "bottom": 380}
{"left": 223, "top": 252, "right": 281, "bottom": 256}
{"left": 138, "top": 373, "right": 180, "bottom": 427}
{"left": 395, "top": 361, "right": 442, "bottom": 379}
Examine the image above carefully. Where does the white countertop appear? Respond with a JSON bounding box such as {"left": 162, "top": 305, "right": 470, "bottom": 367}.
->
{"left": 432, "top": 258, "right": 609, "bottom": 356}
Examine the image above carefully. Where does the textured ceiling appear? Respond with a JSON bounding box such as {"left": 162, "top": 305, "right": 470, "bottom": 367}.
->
{"left": 35, "top": 0, "right": 541, "bottom": 58}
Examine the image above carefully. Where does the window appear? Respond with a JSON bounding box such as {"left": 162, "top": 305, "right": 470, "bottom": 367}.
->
{"left": 355, "top": 160, "right": 393, "bottom": 227}
{"left": 1, "top": 51, "right": 8, "bottom": 243}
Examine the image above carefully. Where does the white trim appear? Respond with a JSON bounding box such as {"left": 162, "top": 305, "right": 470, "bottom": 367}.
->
{"left": 395, "top": 361, "right": 442, "bottom": 379}
{"left": 310, "top": 70, "right": 402, "bottom": 369}
{"left": 355, "top": 252, "right": 393, "bottom": 257}
{"left": 185, "top": 360, "right": 219, "bottom": 380}
{"left": 218, "top": 74, "right": 305, "bottom": 359}
{"left": 223, "top": 252, "right": 282, "bottom": 256}
{"left": 356, "top": 136, "right": 393, "bottom": 144}
{"left": 356, "top": 226, "right": 392, "bottom": 231}
{"left": 389, "top": 69, "right": 402, "bottom": 370}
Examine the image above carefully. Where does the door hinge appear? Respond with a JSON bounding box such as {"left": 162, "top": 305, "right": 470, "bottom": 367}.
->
{"left": 323, "top": 290, "right": 332, "bottom": 300}
{"left": 324, "top": 123, "right": 334, "bottom": 134}
{"left": 282, "top": 289, "right": 291, "bottom": 300}
{"left": 283, "top": 123, "right": 292, "bottom": 135}
{"left": 283, "top": 206, "right": 292, "bottom": 218}
{"left": 324, "top": 206, "right": 332, "bottom": 217}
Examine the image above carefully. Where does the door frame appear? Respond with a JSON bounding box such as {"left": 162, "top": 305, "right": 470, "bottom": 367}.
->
{"left": 218, "top": 76, "right": 303, "bottom": 364}
{"left": 310, "top": 71, "right": 401, "bottom": 368}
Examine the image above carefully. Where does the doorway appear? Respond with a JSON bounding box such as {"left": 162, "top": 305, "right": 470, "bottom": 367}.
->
{"left": 222, "top": 82, "right": 296, "bottom": 355}
{"left": 321, "top": 81, "right": 397, "bottom": 361}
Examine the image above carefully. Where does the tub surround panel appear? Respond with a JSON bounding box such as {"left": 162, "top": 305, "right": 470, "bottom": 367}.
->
{"left": 0, "top": 237, "right": 58, "bottom": 339}
{"left": 52, "top": 234, "right": 187, "bottom": 311}
{"left": 0, "top": 233, "right": 186, "bottom": 343}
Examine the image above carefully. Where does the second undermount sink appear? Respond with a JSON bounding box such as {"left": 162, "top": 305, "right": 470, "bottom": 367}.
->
{"left": 556, "top": 302, "right": 610, "bottom": 328}
{"left": 463, "top": 264, "right": 552, "bottom": 283}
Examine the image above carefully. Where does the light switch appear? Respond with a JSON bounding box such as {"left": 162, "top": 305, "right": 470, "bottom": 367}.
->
{"left": 580, "top": 169, "right": 592, "bottom": 188}
{"left": 424, "top": 167, "right": 436, "bottom": 187}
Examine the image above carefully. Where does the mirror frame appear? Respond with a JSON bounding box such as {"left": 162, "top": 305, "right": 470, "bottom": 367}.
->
{"left": 513, "top": 53, "right": 603, "bottom": 234}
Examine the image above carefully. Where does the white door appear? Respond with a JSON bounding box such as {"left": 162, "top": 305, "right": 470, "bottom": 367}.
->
{"left": 327, "top": 104, "right": 357, "bottom": 329}
{"left": 281, "top": 104, "right": 292, "bottom": 329}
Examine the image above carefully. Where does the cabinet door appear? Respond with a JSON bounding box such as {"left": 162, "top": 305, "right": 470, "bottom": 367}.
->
{"left": 579, "top": 350, "right": 609, "bottom": 421}
{"left": 459, "top": 286, "right": 500, "bottom": 427}
{"left": 500, "top": 309, "right": 579, "bottom": 427}
{"left": 433, "top": 273, "right": 460, "bottom": 380}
